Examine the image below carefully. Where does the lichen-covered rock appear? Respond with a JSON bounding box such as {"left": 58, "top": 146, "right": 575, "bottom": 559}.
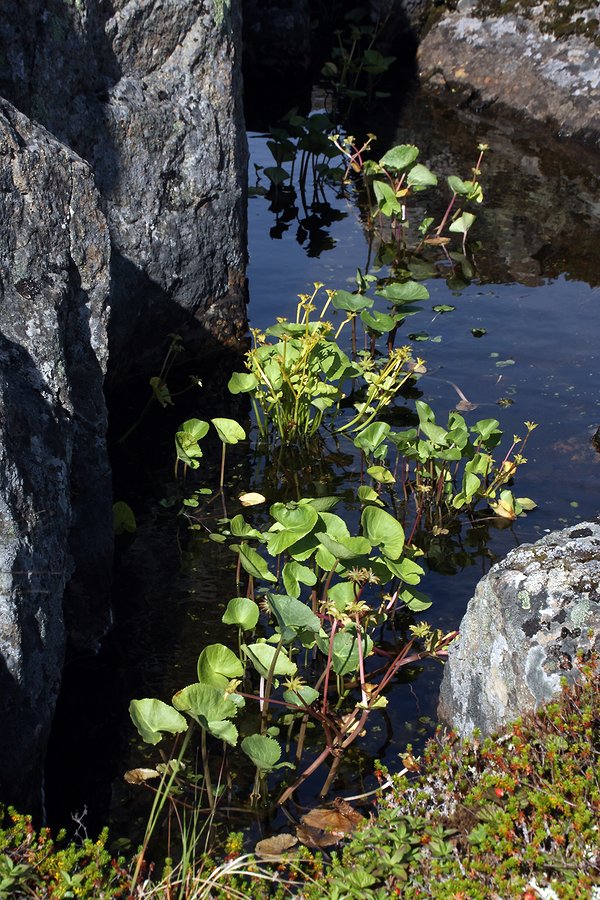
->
{"left": 438, "top": 521, "right": 600, "bottom": 738}
{"left": 0, "top": 0, "right": 248, "bottom": 381}
{"left": 419, "top": 0, "right": 600, "bottom": 148}
{"left": 0, "top": 98, "right": 111, "bottom": 811}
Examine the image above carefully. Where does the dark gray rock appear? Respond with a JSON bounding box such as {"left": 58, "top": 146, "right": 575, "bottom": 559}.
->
{"left": 0, "top": 98, "right": 112, "bottom": 811}
{"left": 0, "top": 0, "right": 248, "bottom": 382}
{"left": 439, "top": 521, "right": 600, "bottom": 738}
{"left": 419, "top": 1, "right": 600, "bottom": 148}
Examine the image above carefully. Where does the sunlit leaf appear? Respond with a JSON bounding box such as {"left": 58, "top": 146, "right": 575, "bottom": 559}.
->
{"left": 197, "top": 644, "right": 244, "bottom": 688}
{"left": 129, "top": 699, "right": 188, "bottom": 746}
{"left": 361, "top": 506, "right": 405, "bottom": 560}
{"left": 238, "top": 491, "right": 266, "bottom": 506}
{"left": 222, "top": 597, "right": 260, "bottom": 630}
{"left": 241, "top": 643, "right": 297, "bottom": 679}
{"left": 211, "top": 418, "right": 246, "bottom": 444}
{"left": 379, "top": 144, "right": 419, "bottom": 170}
{"left": 269, "top": 593, "right": 320, "bottom": 634}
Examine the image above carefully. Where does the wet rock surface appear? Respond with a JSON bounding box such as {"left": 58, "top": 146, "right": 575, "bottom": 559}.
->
{"left": 0, "top": 0, "right": 248, "bottom": 382}
{"left": 439, "top": 521, "right": 600, "bottom": 737}
{"left": 0, "top": 99, "right": 112, "bottom": 811}
{"left": 419, "top": 0, "right": 600, "bottom": 148}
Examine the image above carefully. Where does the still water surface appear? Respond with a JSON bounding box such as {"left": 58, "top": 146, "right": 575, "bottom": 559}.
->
{"left": 46, "top": 88, "right": 600, "bottom": 842}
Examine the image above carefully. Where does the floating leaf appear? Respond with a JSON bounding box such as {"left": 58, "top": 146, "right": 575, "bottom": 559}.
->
{"left": 238, "top": 491, "right": 266, "bottom": 506}
{"left": 222, "top": 597, "right": 260, "bottom": 630}
{"left": 129, "top": 699, "right": 188, "bottom": 746}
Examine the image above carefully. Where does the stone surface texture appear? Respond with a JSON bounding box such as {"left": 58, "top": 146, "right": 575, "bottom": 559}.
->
{"left": 419, "top": 1, "right": 600, "bottom": 147}
{"left": 0, "top": 99, "right": 112, "bottom": 810}
{"left": 0, "top": 0, "right": 248, "bottom": 381}
{"left": 439, "top": 521, "right": 600, "bottom": 738}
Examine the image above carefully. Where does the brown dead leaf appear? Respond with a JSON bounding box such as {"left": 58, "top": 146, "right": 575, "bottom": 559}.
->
{"left": 455, "top": 399, "right": 478, "bottom": 412}
{"left": 255, "top": 834, "right": 298, "bottom": 858}
{"left": 124, "top": 767, "right": 160, "bottom": 785}
{"left": 296, "top": 802, "right": 365, "bottom": 848}
{"left": 423, "top": 236, "right": 450, "bottom": 246}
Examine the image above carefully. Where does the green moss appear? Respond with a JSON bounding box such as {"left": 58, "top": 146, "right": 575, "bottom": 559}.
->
{"left": 302, "top": 653, "right": 599, "bottom": 899}
{"left": 0, "top": 811, "right": 129, "bottom": 898}
{"left": 470, "top": 0, "right": 600, "bottom": 47}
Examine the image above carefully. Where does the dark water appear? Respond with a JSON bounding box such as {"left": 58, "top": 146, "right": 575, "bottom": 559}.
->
{"left": 45, "top": 86, "right": 600, "bottom": 845}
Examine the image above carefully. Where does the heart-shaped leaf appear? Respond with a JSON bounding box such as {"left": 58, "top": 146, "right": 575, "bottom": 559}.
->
{"left": 129, "top": 698, "right": 188, "bottom": 746}
{"left": 211, "top": 418, "right": 246, "bottom": 444}
{"left": 222, "top": 597, "right": 260, "bottom": 630}
{"left": 361, "top": 506, "right": 405, "bottom": 560}
{"left": 197, "top": 644, "right": 244, "bottom": 688}
{"left": 241, "top": 733, "right": 282, "bottom": 773}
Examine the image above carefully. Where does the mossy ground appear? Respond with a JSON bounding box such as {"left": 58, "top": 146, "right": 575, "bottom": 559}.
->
{"left": 1, "top": 655, "right": 597, "bottom": 897}
{"left": 471, "top": 0, "right": 600, "bottom": 47}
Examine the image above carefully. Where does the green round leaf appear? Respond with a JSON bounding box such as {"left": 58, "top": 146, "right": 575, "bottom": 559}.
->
{"left": 129, "top": 698, "right": 187, "bottom": 746}
{"left": 228, "top": 372, "right": 258, "bottom": 394}
{"left": 361, "top": 506, "right": 405, "bottom": 560}
{"left": 197, "top": 644, "right": 244, "bottom": 688}
{"left": 222, "top": 597, "right": 260, "bottom": 630}
{"left": 211, "top": 417, "right": 246, "bottom": 444}
{"left": 241, "top": 733, "right": 282, "bottom": 773}
{"left": 113, "top": 501, "right": 136, "bottom": 535}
